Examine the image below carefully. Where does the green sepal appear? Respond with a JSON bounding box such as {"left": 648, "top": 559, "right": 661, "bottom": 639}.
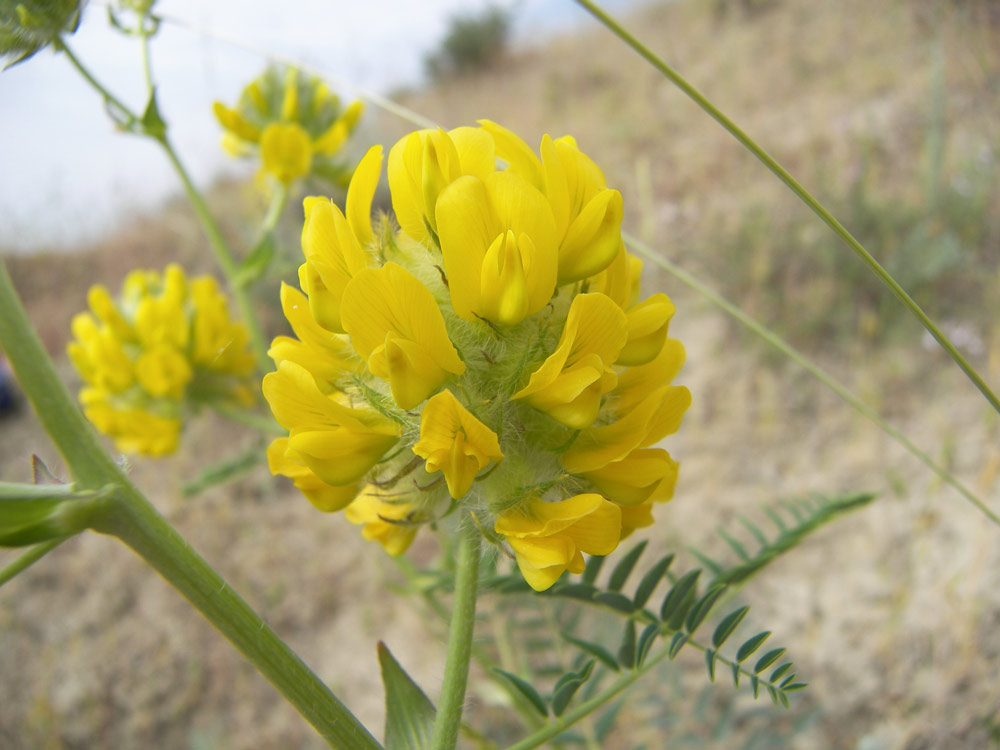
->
{"left": 140, "top": 88, "right": 167, "bottom": 139}
{"left": 378, "top": 642, "right": 436, "bottom": 750}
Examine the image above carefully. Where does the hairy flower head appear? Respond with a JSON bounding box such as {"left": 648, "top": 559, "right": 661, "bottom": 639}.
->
{"left": 68, "top": 265, "right": 255, "bottom": 456}
{"left": 264, "top": 121, "right": 690, "bottom": 590}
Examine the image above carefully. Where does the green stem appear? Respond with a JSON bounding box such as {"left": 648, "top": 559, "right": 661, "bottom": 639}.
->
{"left": 260, "top": 181, "right": 290, "bottom": 240}
{"left": 54, "top": 38, "right": 138, "bottom": 123}
{"left": 0, "top": 261, "right": 381, "bottom": 749}
{"left": 158, "top": 138, "right": 271, "bottom": 371}
{"left": 625, "top": 231, "right": 1000, "bottom": 526}
{"left": 575, "top": 0, "right": 1000, "bottom": 416}
{"left": 56, "top": 37, "right": 271, "bottom": 373}
{"left": 430, "top": 520, "right": 482, "bottom": 750}
{"left": 0, "top": 539, "right": 66, "bottom": 588}
{"left": 503, "top": 644, "right": 672, "bottom": 750}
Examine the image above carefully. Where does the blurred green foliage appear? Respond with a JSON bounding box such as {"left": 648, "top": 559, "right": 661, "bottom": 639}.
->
{"left": 0, "top": 0, "right": 82, "bottom": 68}
{"left": 424, "top": 4, "right": 512, "bottom": 82}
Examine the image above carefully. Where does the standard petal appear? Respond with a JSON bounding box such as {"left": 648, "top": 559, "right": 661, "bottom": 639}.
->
{"left": 436, "top": 175, "right": 497, "bottom": 319}
{"left": 346, "top": 145, "right": 383, "bottom": 248}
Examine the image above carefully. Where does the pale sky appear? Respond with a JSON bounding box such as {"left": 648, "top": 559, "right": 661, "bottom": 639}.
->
{"left": 1, "top": 0, "right": 635, "bottom": 251}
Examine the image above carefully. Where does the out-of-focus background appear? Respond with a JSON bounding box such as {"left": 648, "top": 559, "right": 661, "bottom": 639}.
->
{"left": 2, "top": 0, "right": 999, "bottom": 747}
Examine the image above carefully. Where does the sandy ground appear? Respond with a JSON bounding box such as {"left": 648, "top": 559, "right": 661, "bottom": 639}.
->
{"left": 2, "top": 288, "right": 998, "bottom": 748}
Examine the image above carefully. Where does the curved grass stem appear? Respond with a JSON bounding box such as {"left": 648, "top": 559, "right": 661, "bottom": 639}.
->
{"left": 574, "top": 0, "right": 1000, "bottom": 417}
{"left": 0, "top": 539, "right": 67, "bottom": 588}
{"left": 625, "top": 232, "right": 1000, "bottom": 526}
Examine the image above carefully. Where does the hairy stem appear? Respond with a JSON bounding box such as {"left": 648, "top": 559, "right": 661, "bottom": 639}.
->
{"left": 431, "top": 520, "right": 482, "bottom": 750}
{"left": 575, "top": 0, "right": 1000, "bottom": 416}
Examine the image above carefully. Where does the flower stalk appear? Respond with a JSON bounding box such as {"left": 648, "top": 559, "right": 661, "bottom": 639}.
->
{"left": 430, "top": 518, "right": 482, "bottom": 750}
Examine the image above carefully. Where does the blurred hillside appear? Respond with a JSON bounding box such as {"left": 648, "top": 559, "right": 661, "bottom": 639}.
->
{"left": 2, "top": 0, "right": 999, "bottom": 748}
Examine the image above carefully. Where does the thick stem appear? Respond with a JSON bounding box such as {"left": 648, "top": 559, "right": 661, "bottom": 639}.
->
{"left": 430, "top": 520, "right": 482, "bottom": 750}
{"left": 96, "top": 488, "right": 382, "bottom": 750}
{"left": 574, "top": 0, "right": 1000, "bottom": 417}
{"left": 0, "top": 261, "right": 381, "bottom": 749}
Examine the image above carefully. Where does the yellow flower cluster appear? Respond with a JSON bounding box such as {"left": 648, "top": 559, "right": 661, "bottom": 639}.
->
{"left": 69, "top": 265, "right": 256, "bottom": 456}
{"left": 213, "top": 65, "right": 364, "bottom": 185}
{"left": 264, "top": 122, "right": 690, "bottom": 590}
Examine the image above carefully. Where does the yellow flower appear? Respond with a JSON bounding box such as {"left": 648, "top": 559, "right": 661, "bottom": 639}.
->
{"left": 413, "top": 389, "right": 503, "bottom": 499}
{"left": 190, "top": 276, "right": 256, "bottom": 375}
{"left": 344, "top": 488, "right": 418, "bottom": 556}
{"left": 619, "top": 501, "right": 655, "bottom": 540}
{"left": 69, "top": 265, "right": 255, "bottom": 456}
{"left": 341, "top": 263, "right": 466, "bottom": 409}
{"left": 480, "top": 120, "right": 623, "bottom": 283}
{"left": 267, "top": 438, "right": 359, "bottom": 512}
{"left": 213, "top": 65, "right": 364, "bottom": 185}
{"left": 260, "top": 122, "right": 313, "bottom": 183}
{"left": 268, "top": 282, "right": 360, "bottom": 393}
{"left": 261, "top": 121, "right": 689, "bottom": 579}
{"left": 388, "top": 126, "right": 495, "bottom": 245}
{"left": 435, "top": 171, "right": 559, "bottom": 326}
{"left": 262, "top": 361, "right": 400, "bottom": 486}
{"left": 298, "top": 145, "right": 382, "bottom": 333}
{"left": 589, "top": 246, "right": 677, "bottom": 366}
{"left": 513, "top": 293, "right": 627, "bottom": 429}
{"left": 579, "top": 448, "right": 679, "bottom": 506}
{"left": 495, "top": 494, "right": 622, "bottom": 591}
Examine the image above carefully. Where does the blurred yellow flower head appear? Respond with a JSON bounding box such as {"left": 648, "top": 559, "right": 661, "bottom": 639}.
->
{"left": 69, "top": 265, "right": 255, "bottom": 456}
{"left": 213, "top": 65, "right": 364, "bottom": 185}
{"left": 263, "top": 121, "right": 690, "bottom": 586}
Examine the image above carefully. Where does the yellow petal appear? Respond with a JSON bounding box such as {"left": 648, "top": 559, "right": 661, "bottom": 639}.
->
{"left": 289, "top": 429, "right": 398, "bottom": 486}
{"left": 478, "top": 119, "right": 544, "bottom": 189}
{"left": 212, "top": 102, "right": 260, "bottom": 143}
{"left": 616, "top": 293, "right": 676, "bottom": 366}
{"left": 561, "top": 385, "right": 691, "bottom": 473}
{"left": 260, "top": 122, "right": 312, "bottom": 183}
{"left": 135, "top": 344, "right": 192, "bottom": 399}
{"left": 619, "top": 502, "right": 655, "bottom": 540}
{"left": 342, "top": 263, "right": 464, "bottom": 407}
{"left": 615, "top": 338, "right": 686, "bottom": 415}
{"left": 557, "top": 189, "right": 623, "bottom": 283}
{"left": 435, "top": 175, "right": 497, "bottom": 319}
{"left": 281, "top": 67, "right": 299, "bottom": 121}
{"left": 480, "top": 230, "right": 530, "bottom": 326}
{"left": 581, "top": 448, "right": 678, "bottom": 506}
{"left": 266, "top": 438, "right": 359, "bottom": 512}
{"left": 345, "top": 145, "right": 383, "bottom": 248}
{"left": 514, "top": 293, "right": 626, "bottom": 428}
{"left": 413, "top": 389, "right": 503, "bottom": 499}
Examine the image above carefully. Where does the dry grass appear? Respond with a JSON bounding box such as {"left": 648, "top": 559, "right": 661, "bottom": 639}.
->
{"left": 2, "top": 0, "right": 1000, "bottom": 747}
